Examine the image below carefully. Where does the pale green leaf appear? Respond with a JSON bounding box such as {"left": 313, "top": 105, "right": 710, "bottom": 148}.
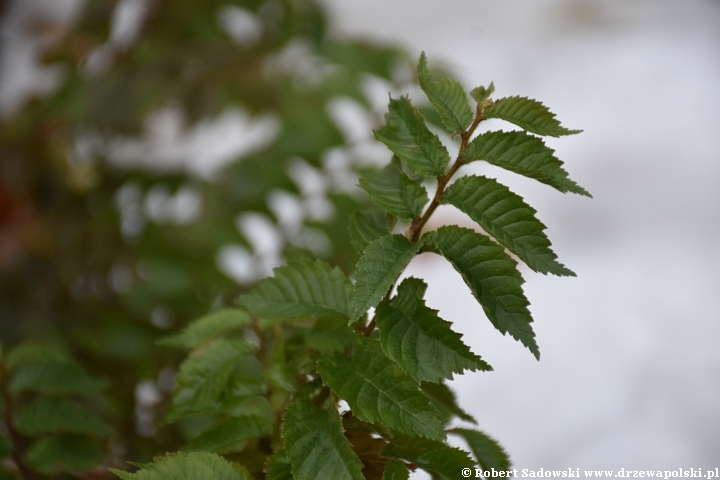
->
{"left": 351, "top": 234, "right": 423, "bottom": 324}
{"left": 470, "top": 82, "right": 495, "bottom": 104}
{"left": 8, "top": 358, "right": 105, "bottom": 396}
{"left": 443, "top": 175, "right": 575, "bottom": 276}
{"left": 359, "top": 162, "right": 428, "bottom": 220}
{"left": 266, "top": 450, "right": 293, "bottom": 480}
{"left": 283, "top": 399, "right": 364, "bottom": 480}
{"left": 373, "top": 96, "right": 450, "bottom": 177}
{"left": 15, "top": 397, "right": 112, "bottom": 436}
{"left": 484, "top": 96, "right": 581, "bottom": 137}
{"left": 110, "top": 452, "right": 248, "bottom": 480}
{"left": 317, "top": 336, "right": 445, "bottom": 440}
{"left": 450, "top": 428, "right": 511, "bottom": 471}
{"left": 158, "top": 309, "right": 251, "bottom": 349}
{"left": 348, "top": 208, "right": 390, "bottom": 254}
{"left": 383, "top": 460, "right": 410, "bottom": 480}
{"left": 184, "top": 416, "right": 272, "bottom": 454}
{"left": 423, "top": 226, "right": 539, "bottom": 359}
{"left": 237, "top": 259, "right": 353, "bottom": 324}
{"left": 464, "top": 130, "right": 591, "bottom": 197}
{"left": 417, "top": 52, "right": 474, "bottom": 133}
{"left": 420, "top": 381, "right": 476, "bottom": 425}
{"left": 168, "top": 339, "right": 256, "bottom": 420}
{"left": 377, "top": 277, "right": 491, "bottom": 384}
{"left": 26, "top": 435, "right": 105, "bottom": 474}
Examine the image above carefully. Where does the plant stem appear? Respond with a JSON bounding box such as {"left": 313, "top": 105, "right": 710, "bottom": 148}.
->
{"left": 363, "top": 105, "right": 488, "bottom": 337}
{"left": 0, "top": 362, "right": 35, "bottom": 480}
{"left": 408, "top": 105, "right": 486, "bottom": 243}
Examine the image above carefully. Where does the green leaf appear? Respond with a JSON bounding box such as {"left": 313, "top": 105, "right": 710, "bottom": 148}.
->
{"left": 373, "top": 96, "right": 450, "bottom": 177}
{"left": 307, "top": 316, "right": 356, "bottom": 353}
{"left": 158, "top": 309, "right": 252, "bottom": 349}
{"left": 450, "top": 428, "right": 511, "bottom": 471}
{"left": 15, "top": 397, "right": 112, "bottom": 436}
{"left": 483, "top": 96, "right": 581, "bottom": 137}
{"left": 383, "top": 460, "right": 410, "bottom": 480}
{"left": 443, "top": 175, "right": 575, "bottom": 276}
{"left": 417, "top": 52, "right": 474, "bottom": 133}
{"left": 317, "top": 336, "right": 445, "bottom": 440}
{"left": 168, "top": 339, "right": 256, "bottom": 420}
{"left": 8, "top": 358, "right": 105, "bottom": 397}
{"left": 359, "top": 162, "right": 428, "bottom": 220}
{"left": 184, "top": 416, "right": 272, "bottom": 454}
{"left": 351, "top": 234, "right": 423, "bottom": 324}
{"left": 416, "top": 447, "right": 476, "bottom": 480}
{"left": 423, "top": 226, "right": 539, "bottom": 359}
{"left": 348, "top": 208, "right": 391, "bottom": 254}
{"left": 110, "top": 452, "right": 249, "bottom": 480}
{"left": 376, "top": 277, "right": 491, "bottom": 384}
{"left": 266, "top": 450, "right": 293, "bottom": 480}
{"left": 464, "top": 130, "right": 591, "bottom": 197}
{"left": 26, "top": 435, "right": 105, "bottom": 474}
{"left": 283, "top": 399, "right": 364, "bottom": 480}
{"left": 0, "top": 435, "right": 12, "bottom": 457}
{"left": 470, "top": 82, "right": 495, "bottom": 104}
{"left": 237, "top": 259, "right": 353, "bottom": 325}
{"left": 420, "top": 381, "right": 476, "bottom": 424}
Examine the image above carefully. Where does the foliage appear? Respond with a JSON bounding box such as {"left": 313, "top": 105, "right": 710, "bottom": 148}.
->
{"left": 0, "top": 0, "right": 588, "bottom": 478}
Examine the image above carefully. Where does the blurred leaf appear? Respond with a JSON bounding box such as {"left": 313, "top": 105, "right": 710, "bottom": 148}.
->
{"left": 110, "top": 452, "right": 249, "bottom": 480}
{"left": 15, "top": 397, "right": 112, "bottom": 436}
{"left": 158, "top": 309, "right": 251, "bottom": 349}
{"left": 26, "top": 435, "right": 105, "bottom": 475}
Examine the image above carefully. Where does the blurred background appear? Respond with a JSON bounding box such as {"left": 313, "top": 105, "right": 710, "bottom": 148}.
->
{"left": 1, "top": 0, "right": 719, "bottom": 476}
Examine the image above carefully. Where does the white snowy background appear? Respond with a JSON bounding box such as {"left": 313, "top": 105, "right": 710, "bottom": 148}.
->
{"left": 2, "top": 0, "right": 719, "bottom": 474}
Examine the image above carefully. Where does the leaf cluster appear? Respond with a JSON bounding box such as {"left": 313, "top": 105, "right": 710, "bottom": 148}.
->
{"left": 103, "top": 52, "right": 587, "bottom": 479}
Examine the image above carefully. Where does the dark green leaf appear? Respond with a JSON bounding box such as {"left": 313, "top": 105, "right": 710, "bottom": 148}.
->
{"left": 420, "top": 381, "right": 476, "bottom": 424}
{"left": 417, "top": 447, "right": 475, "bottom": 480}
{"left": 423, "top": 226, "right": 539, "bottom": 358}
{"left": 351, "top": 234, "right": 423, "bottom": 324}
{"left": 168, "top": 339, "right": 256, "bottom": 420}
{"left": 359, "top": 162, "right": 428, "bottom": 220}
{"left": 15, "top": 397, "right": 112, "bottom": 436}
{"left": 373, "top": 96, "right": 450, "bottom": 177}
{"left": 317, "top": 336, "right": 445, "bottom": 440}
{"left": 464, "top": 130, "right": 591, "bottom": 197}
{"left": 0, "top": 435, "right": 12, "bottom": 457}
{"left": 348, "top": 208, "right": 391, "bottom": 254}
{"left": 307, "top": 316, "right": 356, "bottom": 353}
{"left": 417, "top": 52, "right": 474, "bottom": 133}
{"left": 483, "top": 96, "right": 581, "bottom": 137}
{"left": 470, "top": 82, "right": 495, "bottom": 104}
{"left": 450, "top": 428, "right": 511, "bottom": 471}
{"left": 8, "top": 358, "right": 105, "bottom": 397}
{"left": 383, "top": 460, "right": 409, "bottom": 480}
{"left": 110, "top": 452, "right": 249, "bottom": 480}
{"left": 158, "top": 309, "right": 251, "bottom": 349}
{"left": 184, "top": 416, "right": 272, "bottom": 454}
{"left": 377, "top": 277, "right": 491, "bottom": 384}
{"left": 443, "top": 175, "right": 575, "bottom": 276}
{"left": 237, "top": 259, "right": 353, "bottom": 324}
{"left": 26, "top": 435, "right": 105, "bottom": 474}
{"left": 266, "top": 450, "right": 293, "bottom": 480}
{"left": 283, "top": 399, "right": 364, "bottom": 480}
